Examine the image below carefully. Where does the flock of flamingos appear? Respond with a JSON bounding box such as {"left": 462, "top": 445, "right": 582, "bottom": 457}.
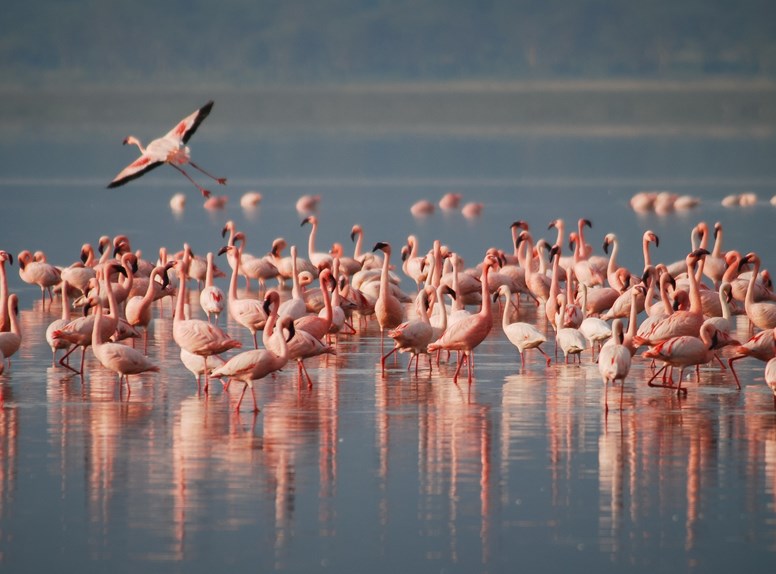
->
{"left": 1, "top": 100, "right": 775, "bottom": 414}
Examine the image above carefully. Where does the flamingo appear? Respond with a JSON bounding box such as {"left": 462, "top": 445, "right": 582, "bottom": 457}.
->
{"left": 180, "top": 348, "right": 225, "bottom": 392}
{"left": 402, "top": 235, "right": 427, "bottom": 290}
{"left": 88, "top": 295, "right": 159, "bottom": 394}
{"left": 602, "top": 233, "right": 638, "bottom": 292}
{"left": 439, "top": 192, "right": 462, "bottom": 210}
{"left": 384, "top": 287, "right": 435, "bottom": 375}
{"left": 211, "top": 309, "right": 293, "bottom": 413}
{"left": 740, "top": 253, "right": 776, "bottom": 330}
{"left": 17, "top": 250, "right": 61, "bottom": 305}
{"left": 46, "top": 279, "right": 73, "bottom": 365}
{"left": 172, "top": 258, "right": 241, "bottom": 391}
{"left": 217, "top": 245, "right": 267, "bottom": 348}
{"left": 578, "top": 283, "right": 613, "bottom": 362}
{"left": 372, "top": 242, "right": 407, "bottom": 357}
{"left": 277, "top": 245, "right": 309, "bottom": 322}
{"left": 728, "top": 328, "right": 776, "bottom": 388}
{"left": 107, "top": 100, "right": 225, "bottom": 197}
{"left": 696, "top": 222, "right": 726, "bottom": 287}
{"left": 294, "top": 268, "right": 334, "bottom": 340}
{"left": 643, "top": 320, "right": 719, "bottom": 394}
{"left": 597, "top": 319, "right": 631, "bottom": 412}
{"left": 427, "top": 253, "right": 499, "bottom": 384}
{"left": 0, "top": 294, "right": 21, "bottom": 368}
{"left": 0, "top": 251, "right": 12, "bottom": 332}
{"left": 301, "top": 215, "right": 332, "bottom": 270}
{"left": 125, "top": 264, "right": 173, "bottom": 352}
{"left": 231, "top": 233, "right": 278, "bottom": 292}
{"left": 496, "top": 285, "right": 550, "bottom": 368}
{"left": 634, "top": 249, "right": 708, "bottom": 347}
{"left": 350, "top": 224, "right": 382, "bottom": 270}
{"left": 411, "top": 199, "right": 435, "bottom": 217}
{"left": 766, "top": 346, "right": 776, "bottom": 409}
{"left": 53, "top": 267, "right": 125, "bottom": 376}
{"left": 60, "top": 245, "right": 97, "bottom": 297}
{"left": 554, "top": 294, "right": 588, "bottom": 364}
{"left": 199, "top": 252, "right": 225, "bottom": 323}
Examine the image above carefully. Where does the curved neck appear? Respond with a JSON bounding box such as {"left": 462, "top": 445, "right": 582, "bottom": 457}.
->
{"left": 91, "top": 301, "right": 104, "bottom": 346}
{"left": 352, "top": 230, "right": 364, "bottom": 259}
{"left": 607, "top": 238, "right": 619, "bottom": 275}
{"left": 627, "top": 288, "right": 638, "bottom": 338}
{"left": 307, "top": 221, "right": 318, "bottom": 259}
{"left": 175, "top": 265, "right": 188, "bottom": 322}
{"left": 659, "top": 273, "right": 674, "bottom": 315}
{"left": 205, "top": 253, "right": 214, "bottom": 287}
{"left": 712, "top": 227, "right": 723, "bottom": 258}
{"left": 553, "top": 221, "right": 564, "bottom": 248}
{"left": 479, "top": 261, "right": 492, "bottom": 316}
{"left": 228, "top": 249, "right": 240, "bottom": 298}
{"left": 290, "top": 248, "right": 301, "bottom": 298}
{"left": 746, "top": 256, "right": 761, "bottom": 307}
{"left": 687, "top": 257, "right": 703, "bottom": 314}
{"left": 642, "top": 237, "right": 652, "bottom": 268}
{"left": 501, "top": 287, "right": 513, "bottom": 330}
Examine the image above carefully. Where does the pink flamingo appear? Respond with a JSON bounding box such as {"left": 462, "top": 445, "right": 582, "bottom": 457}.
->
{"left": 211, "top": 306, "right": 293, "bottom": 413}
{"left": 598, "top": 319, "right": 632, "bottom": 413}
{"left": 294, "top": 268, "right": 334, "bottom": 340}
{"left": 198, "top": 252, "right": 225, "bottom": 323}
{"left": 634, "top": 249, "right": 708, "bottom": 347}
{"left": 496, "top": 284, "right": 550, "bottom": 368}
{"left": 385, "top": 287, "right": 435, "bottom": 375}
{"left": 554, "top": 293, "right": 587, "bottom": 364}
{"left": 107, "top": 100, "right": 225, "bottom": 197}
{"left": 301, "top": 215, "right": 332, "bottom": 270}
{"left": 215, "top": 245, "right": 267, "bottom": 348}
{"left": 172, "top": 258, "right": 241, "bottom": 391}
{"left": 643, "top": 320, "right": 719, "bottom": 395}
{"left": 0, "top": 294, "right": 21, "bottom": 368}
{"left": 125, "top": 264, "right": 173, "bottom": 352}
{"left": 428, "top": 253, "right": 499, "bottom": 384}
{"left": 766, "top": 344, "right": 776, "bottom": 409}
{"left": 740, "top": 253, "right": 776, "bottom": 330}
{"left": 46, "top": 279, "right": 73, "bottom": 365}
{"left": 372, "top": 242, "right": 407, "bottom": 361}
{"left": 89, "top": 295, "right": 159, "bottom": 395}
{"left": 17, "top": 250, "right": 61, "bottom": 306}
{"left": 0, "top": 251, "right": 12, "bottom": 332}
{"left": 728, "top": 328, "right": 776, "bottom": 388}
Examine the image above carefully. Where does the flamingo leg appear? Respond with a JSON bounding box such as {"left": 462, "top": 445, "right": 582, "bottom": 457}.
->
{"left": 537, "top": 346, "right": 552, "bottom": 366}
{"left": 727, "top": 356, "right": 743, "bottom": 390}
{"left": 235, "top": 382, "right": 248, "bottom": 411}
{"left": 381, "top": 347, "right": 397, "bottom": 372}
{"left": 452, "top": 352, "right": 465, "bottom": 384}
{"left": 189, "top": 161, "right": 227, "bottom": 185}
{"left": 300, "top": 360, "right": 313, "bottom": 388}
{"left": 647, "top": 364, "right": 670, "bottom": 388}
{"left": 249, "top": 384, "right": 259, "bottom": 413}
{"left": 170, "top": 163, "right": 211, "bottom": 197}
{"left": 59, "top": 345, "right": 79, "bottom": 374}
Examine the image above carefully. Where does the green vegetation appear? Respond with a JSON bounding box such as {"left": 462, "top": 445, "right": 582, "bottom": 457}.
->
{"left": 3, "top": 0, "right": 776, "bottom": 87}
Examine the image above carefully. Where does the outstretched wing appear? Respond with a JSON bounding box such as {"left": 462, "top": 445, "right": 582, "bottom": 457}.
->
{"left": 164, "top": 100, "right": 214, "bottom": 144}
{"left": 107, "top": 154, "right": 163, "bottom": 188}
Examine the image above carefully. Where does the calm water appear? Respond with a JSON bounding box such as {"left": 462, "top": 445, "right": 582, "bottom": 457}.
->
{"left": 1, "top": 90, "right": 775, "bottom": 573}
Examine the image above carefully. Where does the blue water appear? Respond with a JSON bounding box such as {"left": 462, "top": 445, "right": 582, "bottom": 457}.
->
{"left": 0, "top": 91, "right": 775, "bottom": 573}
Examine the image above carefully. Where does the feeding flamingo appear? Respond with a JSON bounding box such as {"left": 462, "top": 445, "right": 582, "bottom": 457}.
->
{"left": 107, "top": 100, "right": 225, "bottom": 197}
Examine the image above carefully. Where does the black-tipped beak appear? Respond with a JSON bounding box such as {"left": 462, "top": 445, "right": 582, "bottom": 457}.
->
{"left": 350, "top": 230, "right": 357, "bottom": 242}
{"left": 7, "top": 253, "right": 13, "bottom": 266}
{"left": 217, "top": 245, "right": 229, "bottom": 256}
{"left": 445, "top": 285, "right": 457, "bottom": 300}
{"left": 221, "top": 226, "right": 228, "bottom": 238}
{"left": 603, "top": 240, "right": 610, "bottom": 255}
{"left": 301, "top": 217, "right": 311, "bottom": 227}
{"left": 654, "top": 234, "right": 660, "bottom": 248}
{"left": 691, "top": 248, "right": 710, "bottom": 258}
{"left": 285, "top": 322, "right": 296, "bottom": 342}
{"left": 672, "top": 298, "right": 680, "bottom": 311}
{"left": 263, "top": 297, "right": 272, "bottom": 316}
{"left": 112, "top": 264, "right": 128, "bottom": 277}
{"left": 547, "top": 221, "right": 556, "bottom": 230}
{"left": 80, "top": 249, "right": 88, "bottom": 264}
{"left": 582, "top": 219, "right": 592, "bottom": 229}
{"left": 373, "top": 242, "right": 388, "bottom": 252}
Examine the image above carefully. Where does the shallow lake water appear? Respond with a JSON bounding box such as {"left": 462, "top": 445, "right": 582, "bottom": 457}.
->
{"left": 0, "top": 89, "right": 775, "bottom": 572}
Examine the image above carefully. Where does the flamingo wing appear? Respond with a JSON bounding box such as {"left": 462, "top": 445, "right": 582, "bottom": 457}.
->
{"left": 163, "top": 100, "right": 214, "bottom": 144}
{"left": 107, "top": 154, "right": 163, "bottom": 188}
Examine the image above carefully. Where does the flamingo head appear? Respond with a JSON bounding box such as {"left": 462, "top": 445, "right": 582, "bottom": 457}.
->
{"left": 644, "top": 230, "right": 659, "bottom": 247}
{"left": 221, "top": 220, "right": 235, "bottom": 239}
{"left": 580, "top": 218, "right": 592, "bottom": 229}
{"left": 510, "top": 220, "right": 529, "bottom": 231}
{"left": 372, "top": 242, "right": 390, "bottom": 254}
{"left": 602, "top": 233, "right": 616, "bottom": 255}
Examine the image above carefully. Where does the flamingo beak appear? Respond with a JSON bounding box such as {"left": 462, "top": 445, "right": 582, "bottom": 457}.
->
{"left": 301, "top": 217, "right": 311, "bottom": 227}
{"left": 217, "top": 245, "right": 229, "bottom": 256}
{"left": 350, "top": 230, "right": 357, "bottom": 242}
{"left": 582, "top": 219, "right": 592, "bottom": 228}
{"left": 285, "top": 321, "right": 296, "bottom": 342}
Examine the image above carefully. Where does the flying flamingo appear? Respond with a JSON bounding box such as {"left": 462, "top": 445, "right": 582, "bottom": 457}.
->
{"left": 0, "top": 294, "right": 21, "bottom": 368}
{"left": 597, "top": 318, "right": 631, "bottom": 413}
{"left": 88, "top": 295, "right": 159, "bottom": 395}
{"left": 496, "top": 284, "right": 550, "bottom": 368}
{"left": 107, "top": 100, "right": 225, "bottom": 197}
{"left": 428, "top": 253, "right": 499, "bottom": 384}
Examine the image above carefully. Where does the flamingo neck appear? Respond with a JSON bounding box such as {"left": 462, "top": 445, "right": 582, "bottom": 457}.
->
{"left": 687, "top": 258, "right": 703, "bottom": 314}
{"left": 126, "top": 136, "right": 146, "bottom": 154}
{"left": 480, "top": 262, "right": 492, "bottom": 316}
{"left": 642, "top": 238, "right": 652, "bottom": 268}
{"left": 91, "top": 301, "right": 105, "bottom": 346}
{"left": 501, "top": 287, "right": 513, "bottom": 330}
{"left": 607, "top": 238, "right": 619, "bottom": 275}
{"left": 746, "top": 257, "right": 761, "bottom": 307}
{"left": 228, "top": 250, "right": 240, "bottom": 298}
{"left": 627, "top": 287, "right": 638, "bottom": 338}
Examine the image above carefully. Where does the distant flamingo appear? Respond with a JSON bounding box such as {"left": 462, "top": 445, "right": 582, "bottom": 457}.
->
{"left": 411, "top": 199, "right": 434, "bottom": 217}
{"left": 296, "top": 194, "right": 321, "bottom": 213}
{"left": 496, "top": 285, "right": 550, "bottom": 368}
{"left": 89, "top": 295, "right": 159, "bottom": 394}
{"left": 597, "top": 319, "right": 631, "bottom": 413}
{"left": 439, "top": 192, "right": 462, "bottom": 210}
{"left": 107, "top": 100, "right": 225, "bottom": 197}
{"left": 0, "top": 294, "right": 21, "bottom": 368}
{"left": 428, "top": 253, "right": 499, "bottom": 384}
